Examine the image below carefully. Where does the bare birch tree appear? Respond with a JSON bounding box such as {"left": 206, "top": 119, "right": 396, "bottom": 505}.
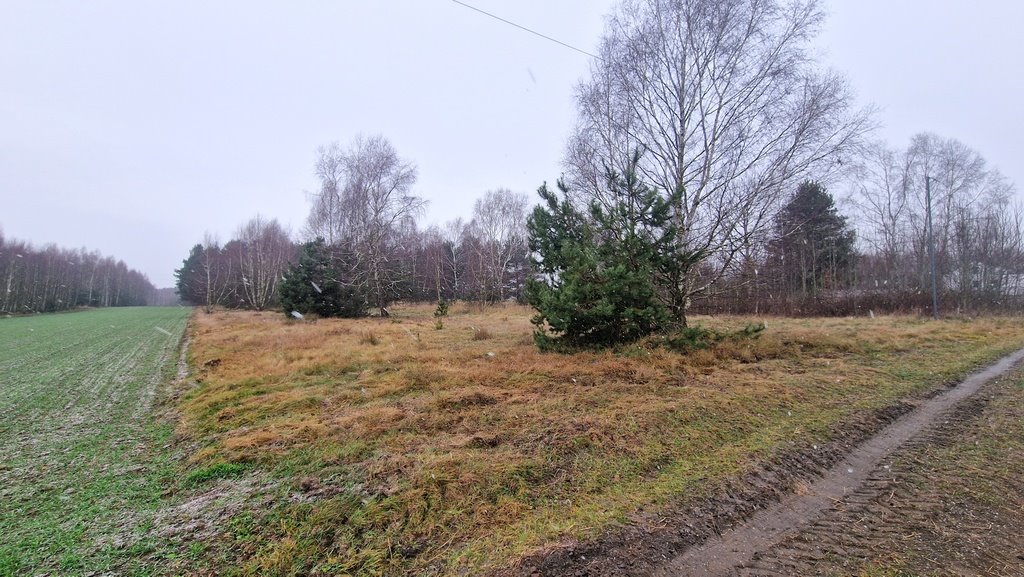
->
{"left": 566, "top": 0, "right": 873, "bottom": 324}
{"left": 469, "top": 189, "right": 529, "bottom": 302}
{"left": 336, "top": 135, "right": 425, "bottom": 316}
{"left": 235, "top": 215, "right": 292, "bottom": 311}
{"left": 442, "top": 218, "right": 468, "bottom": 299}
{"left": 304, "top": 142, "right": 346, "bottom": 244}
{"left": 906, "top": 134, "right": 1016, "bottom": 306}
{"left": 850, "top": 133, "right": 1022, "bottom": 310}
{"left": 850, "top": 142, "right": 913, "bottom": 287}
{"left": 198, "top": 233, "right": 233, "bottom": 313}
{"left": 0, "top": 234, "right": 155, "bottom": 312}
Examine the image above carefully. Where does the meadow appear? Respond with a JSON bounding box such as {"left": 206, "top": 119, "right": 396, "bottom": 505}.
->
{"left": 0, "top": 307, "right": 189, "bottom": 576}
{"left": 3, "top": 305, "right": 1022, "bottom": 576}
{"left": 177, "top": 304, "right": 1024, "bottom": 576}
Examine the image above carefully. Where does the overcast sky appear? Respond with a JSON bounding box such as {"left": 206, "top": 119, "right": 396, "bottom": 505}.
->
{"left": 2, "top": 1, "right": 1021, "bottom": 288}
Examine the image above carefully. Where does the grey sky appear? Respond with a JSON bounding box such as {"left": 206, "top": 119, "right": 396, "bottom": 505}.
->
{"left": 1, "top": 1, "right": 1021, "bottom": 288}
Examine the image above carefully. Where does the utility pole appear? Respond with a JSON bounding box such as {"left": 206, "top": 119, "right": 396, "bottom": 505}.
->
{"left": 926, "top": 176, "right": 939, "bottom": 320}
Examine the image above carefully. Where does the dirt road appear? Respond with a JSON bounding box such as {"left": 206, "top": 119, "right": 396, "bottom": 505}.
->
{"left": 654, "top": 348, "right": 1024, "bottom": 577}
{"left": 733, "top": 372, "right": 1024, "bottom": 577}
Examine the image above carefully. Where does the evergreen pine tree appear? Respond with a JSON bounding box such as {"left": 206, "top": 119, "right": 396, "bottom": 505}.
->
{"left": 174, "top": 244, "right": 205, "bottom": 306}
{"left": 768, "top": 181, "right": 857, "bottom": 297}
{"left": 279, "top": 239, "right": 367, "bottom": 318}
{"left": 526, "top": 152, "right": 679, "bottom": 349}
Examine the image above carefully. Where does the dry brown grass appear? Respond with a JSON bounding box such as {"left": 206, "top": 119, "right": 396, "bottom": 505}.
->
{"left": 179, "top": 305, "right": 1024, "bottom": 576}
{"left": 471, "top": 326, "right": 494, "bottom": 340}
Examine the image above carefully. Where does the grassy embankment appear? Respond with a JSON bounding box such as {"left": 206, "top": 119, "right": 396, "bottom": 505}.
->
{"left": 0, "top": 307, "right": 190, "bottom": 577}
{"left": 179, "top": 304, "right": 1024, "bottom": 576}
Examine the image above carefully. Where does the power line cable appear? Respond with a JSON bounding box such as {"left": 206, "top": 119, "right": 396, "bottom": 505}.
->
{"left": 450, "top": 0, "right": 599, "bottom": 59}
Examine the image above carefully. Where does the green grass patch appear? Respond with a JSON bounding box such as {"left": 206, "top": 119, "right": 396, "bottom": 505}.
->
{"left": 0, "top": 307, "right": 190, "bottom": 576}
{"left": 184, "top": 462, "right": 249, "bottom": 488}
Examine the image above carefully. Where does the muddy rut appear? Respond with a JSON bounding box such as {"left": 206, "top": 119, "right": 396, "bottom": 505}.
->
{"left": 654, "top": 347, "right": 1024, "bottom": 577}
{"left": 736, "top": 386, "right": 1024, "bottom": 576}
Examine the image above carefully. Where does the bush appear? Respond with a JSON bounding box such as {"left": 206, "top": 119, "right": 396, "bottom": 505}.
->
{"left": 661, "top": 323, "right": 766, "bottom": 353}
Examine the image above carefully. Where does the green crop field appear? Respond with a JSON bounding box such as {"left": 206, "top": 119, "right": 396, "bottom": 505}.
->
{"left": 0, "top": 307, "right": 189, "bottom": 577}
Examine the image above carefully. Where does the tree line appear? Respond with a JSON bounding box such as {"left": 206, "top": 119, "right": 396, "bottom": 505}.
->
{"left": 176, "top": 0, "right": 1024, "bottom": 349}
{"left": 174, "top": 138, "right": 533, "bottom": 316}
{"left": 0, "top": 229, "right": 156, "bottom": 314}
{"left": 701, "top": 133, "right": 1024, "bottom": 316}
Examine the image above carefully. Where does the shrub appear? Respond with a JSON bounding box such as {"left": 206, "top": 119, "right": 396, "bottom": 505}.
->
{"left": 661, "top": 323, "right": 766, "bottom": 353}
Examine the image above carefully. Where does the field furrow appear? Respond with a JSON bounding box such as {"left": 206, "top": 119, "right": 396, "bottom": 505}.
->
{"left": 0, "top": 307, "right": 189, "bottom": 577}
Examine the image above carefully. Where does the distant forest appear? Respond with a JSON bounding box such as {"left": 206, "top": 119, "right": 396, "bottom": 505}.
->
{"left": 173, "top": 130, "right": 1024, "bottom": 319}
{"left": 0, "top": 229, "right": 158, "bottom": 314}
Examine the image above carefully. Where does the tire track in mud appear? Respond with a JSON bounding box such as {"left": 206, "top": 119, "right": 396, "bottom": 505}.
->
{"left": 736, "top": 388, "right": 1024, "bottom": 577}
{"left": 655, "top": 348, "right": 1024, "bottom": 577}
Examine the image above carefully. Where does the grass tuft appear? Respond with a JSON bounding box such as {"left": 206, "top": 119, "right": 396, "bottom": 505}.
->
{"left": 183, "top": 461, "right": 248, "bottom": 488}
